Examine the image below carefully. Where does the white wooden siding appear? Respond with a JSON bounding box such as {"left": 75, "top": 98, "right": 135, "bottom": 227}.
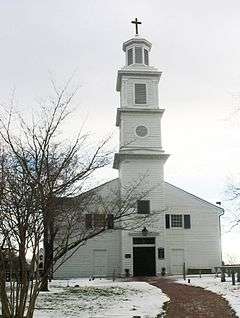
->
{"left": 120, "top": 112, "right": 162, "bottom": 150}
{"left": 120, "top": 76, "right": 159, "bottom": 108}
{"left": 54, "top": 178, "right": 223, "bottom": 278}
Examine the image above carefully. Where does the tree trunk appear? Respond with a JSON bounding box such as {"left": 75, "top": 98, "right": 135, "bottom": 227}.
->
{"left": 40, "top": 204, "right": 54, "bottom": 292}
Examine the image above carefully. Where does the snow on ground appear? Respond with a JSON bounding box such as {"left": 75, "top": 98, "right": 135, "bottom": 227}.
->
{"left": 176, "top": 274, "right": 240, "bottom": 317}
{"left": 34, "top": 278, "right": 169, "bottom": 318}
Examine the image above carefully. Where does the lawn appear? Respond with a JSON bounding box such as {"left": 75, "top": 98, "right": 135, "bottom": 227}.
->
{"left": 34, "top": 278, "right": 169, "bottom": 318}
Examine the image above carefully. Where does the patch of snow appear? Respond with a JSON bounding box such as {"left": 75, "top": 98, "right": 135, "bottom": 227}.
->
{"left": 175, "top": 274, "right": 240, "bottom": 317}
{"left": 34, "top": 278, "right": 169, "bottom": 318}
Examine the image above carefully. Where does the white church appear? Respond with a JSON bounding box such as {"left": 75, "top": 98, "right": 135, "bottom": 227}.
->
{"left": 55, "top": 21, "right": 223, "bottom": 278}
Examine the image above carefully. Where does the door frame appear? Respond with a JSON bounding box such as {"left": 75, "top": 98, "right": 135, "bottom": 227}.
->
{"left": 132, "top": 237, "right": 156, "bottom": 276}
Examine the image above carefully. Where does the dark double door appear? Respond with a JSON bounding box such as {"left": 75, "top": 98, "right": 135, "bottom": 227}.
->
{"left": 133, "top": 246, "right": 156, "bottom": 276}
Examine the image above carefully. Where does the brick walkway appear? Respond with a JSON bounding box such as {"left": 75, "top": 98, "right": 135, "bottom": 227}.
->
{"left": 133, "top": 277, "right": 238, "bottom": 318}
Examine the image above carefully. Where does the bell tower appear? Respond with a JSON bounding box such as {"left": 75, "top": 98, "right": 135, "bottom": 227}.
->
{"left": 113, "top": 20, "right": 169, "bottom": 276}
{"left": 113, "top": 20, "right": 169, "bottom": 169}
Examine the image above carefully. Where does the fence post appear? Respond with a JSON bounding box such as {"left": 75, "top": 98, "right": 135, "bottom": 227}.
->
{"left": 232, "top": 270, "right": 236, "bottom": 286}
{"left": 221, "top": 268, "right": 226, "bottom": 282}
{"left": 183, "top": 262, "right": 186, "bottom": 281}
{"left": 237, "top": 270, "right": 240, "bottom": 283}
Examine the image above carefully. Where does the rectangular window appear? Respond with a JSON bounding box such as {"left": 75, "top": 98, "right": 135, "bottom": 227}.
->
{"left": 133, "top": 237, "right": 155, "bottom": 244}
{"left": 137, "top": 200, "right": 150, "bottom": 214}
{"left": 135, "top": 83, "right": 147, "bottom": 104}
{"left": 127, "top": 48, "right": 133, "bottom": 65}
{"left": 135, "top": 46, "right": 143, "bottom": 63}
{"left": 171, "top": 214, "right": 183, "bottom": 228}
{"left": 144, "top": 49, "right": 149, "bottom": 65}
{"left": 86, "top": 214, "right": 114, "bottom": 229}
{"left": 158, "top": 248, "right": 165, "bottom": 259}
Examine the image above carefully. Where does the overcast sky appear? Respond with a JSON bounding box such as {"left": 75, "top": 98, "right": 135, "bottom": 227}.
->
{"left": 1, "top": 0, "right": 240, "bottom": 261}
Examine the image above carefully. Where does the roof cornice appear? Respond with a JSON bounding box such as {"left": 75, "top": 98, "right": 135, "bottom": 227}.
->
{"left": 113, "top": 152, "right": 170, "bottom": 169}
{"left": 116, "top": 107, "right": 165, "bottom": 126}
{"left": 116, "top": 69, "right": 162, "bottom": 91}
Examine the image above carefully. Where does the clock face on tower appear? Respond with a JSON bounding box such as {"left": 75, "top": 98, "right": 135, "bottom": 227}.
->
{"left": 135, "top": 125, "right": 148, "bottom": 137}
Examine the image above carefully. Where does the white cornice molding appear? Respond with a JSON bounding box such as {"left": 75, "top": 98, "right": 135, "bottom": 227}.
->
{"left": 113, "top": 152, "right": 170, "bottom": 169}
{"left": 116, "top": 107, "right": 165, "bottom": 126}
{"left": 122, "top": 37, "right": 152, "bottom": 52}
{"left": 116, "top": 69, "right": 162, "bottom": 91}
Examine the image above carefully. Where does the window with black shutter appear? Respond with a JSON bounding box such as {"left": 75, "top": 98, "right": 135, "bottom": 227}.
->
{"left": 184, "top": 214, "right": 191, "bottom": 229}
{"left": 85, "top": 214, "right": 92, "bottom": 229}
{"left": 127, "top": 48, "right": 133, "bottom": 65}
{"left": 137, "top": 200, "right": 150, "bottom": 214}
{"left": 107, "top": 214, "right": 114, "bottom": 229}
{"left": 171, "top": 214, "right": 183, "bottom": 228}
{"left": 158, "top": 248, "right": 165, "bottom": 259}
{"left": 144, "top": 49, "right": 149, "bottom": 65}
{"left": 135, "top": 46, "right": 143, "bottom": 63}
{"left": 135, "top": 83, "right": 147, "bottom": 104}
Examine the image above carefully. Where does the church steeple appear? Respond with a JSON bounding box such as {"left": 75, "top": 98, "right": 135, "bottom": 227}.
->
{"left": 114, "top": 22, "right": 169, "bottom": 169}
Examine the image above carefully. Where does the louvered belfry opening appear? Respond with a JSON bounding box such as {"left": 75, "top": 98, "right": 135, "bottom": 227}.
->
{"left": 127, "top": 48, "right": 133, "bottom": 65}
{"left": 144, "top": 48, "right": 149, "bottom": 65}
{"left": 135, "top": 83, "right": 147, "bottom": 104}
{"left": 135, "top": 46, "right": 143, "bottom": 63}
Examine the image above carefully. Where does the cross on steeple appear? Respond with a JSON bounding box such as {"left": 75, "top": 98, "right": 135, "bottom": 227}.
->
{"left": 131, "top": 18, "right": 142, "bottom": 35}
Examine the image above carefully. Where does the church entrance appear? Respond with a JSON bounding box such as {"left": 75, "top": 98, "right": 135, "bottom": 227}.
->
{"left": 133, "top": 237, "right": 156, "bottom": 276}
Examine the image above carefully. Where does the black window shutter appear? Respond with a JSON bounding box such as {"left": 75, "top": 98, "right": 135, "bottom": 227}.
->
{"left": 184, "top": 214, "right": 191, "bottom": 229}
{"left": 85, "top": 214, "right": 92, "bottom": 229}
{"left": 107, "top": 214, "right": 114, "bottom": 229}
{"left": 165, "top": 214, "right": 170, "bottom": 228}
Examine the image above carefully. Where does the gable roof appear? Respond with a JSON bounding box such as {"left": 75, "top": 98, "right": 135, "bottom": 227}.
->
{"left": 78, "top": 178, "right": 224, "bottom": 214}
{"left": 165, "top": 181, "right": 224, "bottom": 214}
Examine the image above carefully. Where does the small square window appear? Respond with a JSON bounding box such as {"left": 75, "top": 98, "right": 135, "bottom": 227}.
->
{"left": 137, "top": 200, "right": 150, "bottom": 214}
{"left": 171, "top": 214, "right": 183, "bottom": 228}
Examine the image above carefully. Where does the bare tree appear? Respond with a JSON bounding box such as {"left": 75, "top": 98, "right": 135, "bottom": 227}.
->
{"left": 0, "top": 82, "right": 112, "bottom": 316}
{"left": 0, "top": 82, "right": 163, "bottom": 318}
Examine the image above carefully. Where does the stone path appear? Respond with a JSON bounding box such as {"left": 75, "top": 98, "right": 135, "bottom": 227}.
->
{"left": 134, "top": 277, "right": 238, "bottom": 318}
